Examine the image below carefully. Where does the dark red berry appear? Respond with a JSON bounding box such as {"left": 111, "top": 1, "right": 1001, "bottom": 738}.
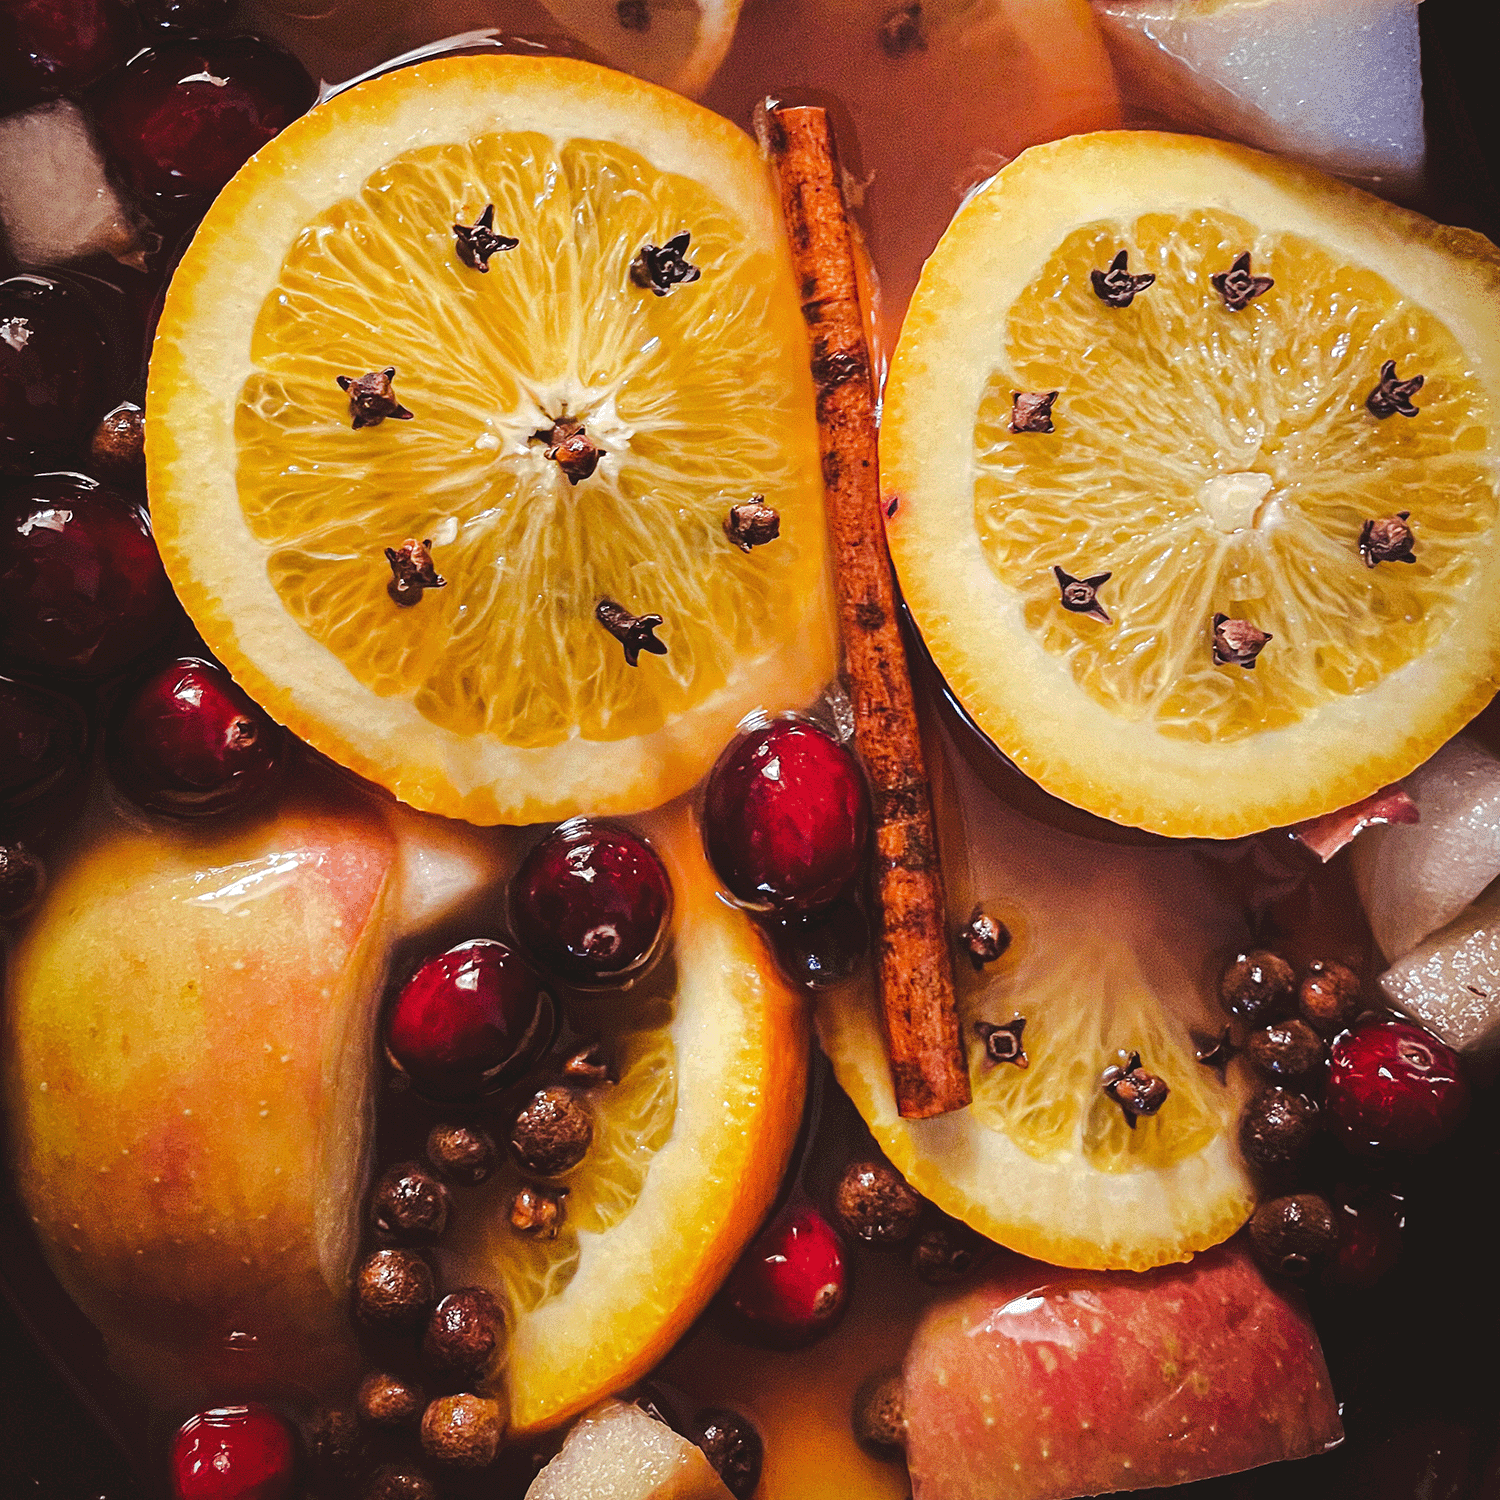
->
{"left": 0, "top": 475, "right": 175, "bottom": 678}
{"left": 704, "top": 718, "right": 870, "bottom": 914}
{"left": 1324, "top": 1183, "right": 1404, "bottom": 1291}
{"left": 0, "top": 676, "right": 89, "bottom": 816}
{"left": 110, "top": 657, "right": 286, "bottom": 817}
{"left": 94, "top": 37, "right": 314, "bottom": 199}
{"left": 134, "top": 0, "right": 236, "bottom": 32}
{"left": 510, "top": 818, "right": 672, "bottom": 986}
{"left": 0, "top": 0, "right": 137, "bottom": 105}
{"left": 722, "top": 1198, "right": 847, "bottom": 1348}
{"left": 1326, "top": 1020, "right": 1469, "bottom": 1156}
{"left": 768, "top": 895, "right": 870, "bottom": 989}
{"left": 170, "top": 1404, "right": 295, "bottom": 1500}
{"left": 0, "top": 276, "right": 108, "bottom": 472}
{"left": 387, "top": 938, "right": 556, "bottom": 1103}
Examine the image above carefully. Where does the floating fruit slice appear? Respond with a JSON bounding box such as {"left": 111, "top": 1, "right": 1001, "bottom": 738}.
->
{"left": 817, "top": 714, "right": 1256, "bottom": 1271}
{"left": 536, "top": 0, "right": 742, "bottom": 99}
{"left": 148, "top": 55, "right": 834, "bottom": 826}
{"left": 438, "top": 802, "right": 808, "bottom": 1435}
{"left": 884, "top": 131, "right": 1500, "bottom": 838}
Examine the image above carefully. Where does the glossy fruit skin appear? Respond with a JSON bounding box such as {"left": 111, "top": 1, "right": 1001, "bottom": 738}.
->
{"left": 0, "top": 0, "right": 136, "bottom": 105}
{"left": 0, "top": 675, "right": 90, "bottom": 815}
{"left": 510, "top": 818, "right": 672, "bottom": 987}
{"left": 387, "top": 939, "right": 557, "bottom": 1104}
{"left": 169, "top": 1404, "right": 296, "bottom": 1500}
{"left": 1326, "top": 1020, "right": 1469, "bottom": 1156}
{"left": 721, "top": 1198, "right": 847, "bottom": 1349}
{"left": 109, "top": 657, "right": 286, "bottom": 817}
{"left": 1325, "top": 1183, "right": 1404, "bottom": 1291}
{"left": 134, "top": 0, "right": 236, "bottom": 33}
{"left": 0, "top": 277, "right": 108, "bottom": 473}
{"left": 704, "top": 718, "right": 870, "bottom": 914}
{"left": 93, "top": 37, "right": 315, "bottom": 199}
{"left": 0, "top": 475, "right": 175, "bottom": 678}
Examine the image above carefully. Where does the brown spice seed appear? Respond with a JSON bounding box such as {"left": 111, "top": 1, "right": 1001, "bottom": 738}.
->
{"left": 725, "top": 498, "right": 781, "bottom": 551}
{"left": 364, "top": 1465, "right": 438, "bottom": 1500}
{"left": 354, "top": 1247, "right": 435, "bottom": 1332}
{"left": 596, "top": 598, "right": 668, "bottom": 668}
{"left": 1365, "top": 359, "right": 1424, "bottom": 419}
{"left": 1298, "top": 959, "right": 1362, "bottom": 1035}
{"left": 420, "top": 1393, "right": 504, "bottom": 1470}
{"left": 1239, "top": 1086, "right": 1319, "bottom": 1176}
{"left": 694, "top": 1407, "right": 764, "bottom": 1500}
{"left": 385, "top": 537, "right": 446, "bottom": 607}
{"left": 542, "top": 421, "right": 603, "bottom": 485}
{"left": 1090, "top": 249, "right": 1155, "bottom": 309}
{"left": 451, "top": 203, "right": 518, "bottom": 271}
{"left": 1053, "top": 566, "right": 1112, "bottom": 624}
{"left": 1359, "top": 511, "right": 1416, "bottom": 568}
{"left": 833, "top": 1159, "right": 924, "bottom": 1246}
{"left": 910, "top": 1216, "right": 990, "bottom": 1285}
{"left": 630, "top": 232, "right": 701, "bottom": 295}
{"left": 88, "top": 402, "right": 145, "bottom": 483}
{"left": 1210, "top": 251, "right": 1273, "bottom": 311}
{"left": 959, "top": 906, "right": 1011, "bottom": 970}
{"left": 1009, "top": 389, "right": 1058, "bottom": 433}
{"left": 358, "top": 1369, "right": 426, "bottom": 1429}
{"left": 851, "top": 1369, "right": 907, "bottom": 1452}
{"left": 1100, "top": 1050, "right": 1169, "bottom": 1128}
{"left": 511, "top": 1085, "right": 593, "bottom": 1175}
{"left": 1212, "top": 613, "right": 1272, "bottom": 669}
{"left": 1248, "top": 1192, "right": 1337, "bottom": 1279}
{"left": 337, "top": 367, "right": 413, "bottom": 429}
{"left": 370, "top": 1161, "right": 449, "bottom": 1244}
{"left": 425, "top": 1122, "right": 498, "bottom": 1187}
{"left": 1245, "top": 1017, "right": 1326, "bottom": 1082}
{"left": 511, "top": 1183, "right": 568, "bottom": 1238}
{"left": 1219, "top": 949, "right": 1296, "bottom": 1026}
{"left": 974, "top": 1017, "right": 1028, "bottom": 1069}
{"left": 562, "top": 1041, "right": 615, "bottom": 1086}
{"left": 424, "top": 1286, "right": 503, "bottom": 1385}
{"left": 306, "top": 1406, "right": 363, "bottom": 1480}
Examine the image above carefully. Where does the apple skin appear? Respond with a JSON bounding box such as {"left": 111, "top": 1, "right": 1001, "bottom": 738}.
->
{"left": 903, "top": 1243, "right": 1342, "bottom": 1500}
{"left": 3, "top": 796, "right": 402, "bottom": 1412}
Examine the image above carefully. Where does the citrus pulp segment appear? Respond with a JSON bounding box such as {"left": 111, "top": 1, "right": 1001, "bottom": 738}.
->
{"left": 436, "top": 802, "right": 809, "bottom": 1435}
{"left": 817, "top": 717, "right": 1257, "bottom": 1271}
{"left": 883, "top": 131, "right": 1500, "bottom": 838}
{"left": 147, "top": 55, "right": 835, "bottom": 826}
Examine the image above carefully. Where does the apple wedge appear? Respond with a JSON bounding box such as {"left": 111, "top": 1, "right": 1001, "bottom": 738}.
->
{"left": 1, "top": 788, "right": 502, "bottom": 1414}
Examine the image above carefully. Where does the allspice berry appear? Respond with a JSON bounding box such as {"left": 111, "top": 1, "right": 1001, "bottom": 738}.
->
{"left": 694, "top": 1408, "right": 764, "bottom": 1500}
{"left": 355, "top": 1247, "right": 436, "bottom": 1332}
{"left": 510, "top": 1086, "right": 592, "bottom": 1176}
{"left": 1218, "top": 950, "right": 1296, "bottom": 1026}
{"left": 420, "top": 1392, "right": 504, "bottom": 1470}
{"left": 370, "top": 1161, "right": 449, "bottom": 1244}
{"left": 1298, "top": 959, "right": 1362, "bottom": 1035}
{"left": 910, "top": 1215, "right": 991, "bottom": 1285}
{"left": 426, "top": 1122, "right": 498, "bottom": 1187}
{"left": 88, "top": 402, "right": 145, "bottom": 484}
{"left": 423, "top": 1286, "right": 503, "bottom": 1385}
{"left": 364, "top": 1464, "right": 438, "bottom": 1500}
{"left": 833, "top": 1160, "right": 924, "bottom": 1246}
{"left": 1248, "top": 1192, "right": 1338, "bottom": 1278}
{"left": 1245, "top": 1017, "right": 1326, "bottom": 1082}
{"left": 1239, "top": 1086, "right": 1320, "bottom": 1175}
{"left": 306, "top": 1406, "right": 364, "bottom": 1482}
{"left": 852, "top": 1369, "right": 907, "bottom": 1453}
{"left": 510, "top": 1183, "right": 567, "bottom": 1238}
{"left": 357, "top": 1369, "right": 425, "bottom": 1429}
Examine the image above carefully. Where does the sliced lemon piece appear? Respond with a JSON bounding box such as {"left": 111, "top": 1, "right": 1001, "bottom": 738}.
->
{"left": 148, "top": 55, "right": 835, "bottom": 826}
{"left": 817, "top": 713, "right": 1256, "bottom": 1272}
{"left": 537, "top": 0, "right": 742, "bottom": 99}
{"left": 884, "top": 131, "right": 1500, "bottom": 838}
{"left": 437, "top": 802, "right": 808, "bottom": 1435}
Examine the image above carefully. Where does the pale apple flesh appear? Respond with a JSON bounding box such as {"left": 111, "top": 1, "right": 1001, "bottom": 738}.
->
{"left": 903, "top": 1243, "right": 1342, "bottom": 1500}
{"left": 2, "top": 791, "right": 500, "bottom": 1414}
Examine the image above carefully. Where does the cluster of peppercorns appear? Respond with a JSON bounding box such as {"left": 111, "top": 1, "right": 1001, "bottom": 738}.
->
{"left": 1218, "top": 949, "right": 1470, "bottom": 1286}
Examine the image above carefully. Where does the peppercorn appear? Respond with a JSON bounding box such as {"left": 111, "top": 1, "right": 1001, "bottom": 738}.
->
{"left": 910, "top": 1215, "right": 990, "bottom": 1285}
{"left": 88, "top": 402, "right": 145, "bottom": 484}
{"left": 562, "top": 1041, "right": 615, "bottom": 1086}
{"left": 1245, "top": 1018, "right": 1326, "bottom": 1082}
{"left": 510, "top": 1086, "right": 593, "bottom": 1176}
{"left": 424, "top": 1287, "right": 503, "bottom": 1385}
{"left": 694, "top": 1408, "right": 764, "bottom": 1500}
{"left": 306, "top": 1406, "right": 363, "bottom": 1483}
{"left": 426, "top": 1123, "right": 498, "bottom": 1187}
{"left": 1219, "top": 950, "right": 1296, "bottom": 1025}
{"left": 420, "top": 1393, "right": 504, "bottom": 1470}
{"left": 1239, "top": 1086, "right": 1320, "bottom": 1175}
{"left": 1248, "top": 1192, "right": 1338, "bottom": 1278}
{"left": 364, "top": 1464, "right": 438, "bottom": 1500}
{"left": 1298, "top": 959, "right": 1362, "bottom": 1035}
{"left": 357, "top": 1370, "right": 425, "bottom": 1429}
{"left": 852, "top": 1369, "right": 907, "bottom": 1453}
{"left": 0, "top": 841, "right": 45, "bottom": 922}
{"left": 370, "top": 1161, "right": 449, "bottom": 1244}
{"left": 833, "top": 1159, "right": 924, "bottom": 1246}
{"left": 510, "top": 1183, "right": 567, "bottom": 1238}
{"left": 355, "top": 1247, "right": 435, "bottom": 1332}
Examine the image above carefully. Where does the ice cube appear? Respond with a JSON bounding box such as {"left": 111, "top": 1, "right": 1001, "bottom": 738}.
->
{"left": 1379, "top": 880, "right": 1500, "bottom": 1054}
{"left": 1352, "top": 736, "right": 1500, "bottom": 963}
{"left": 1091, "top": 0, "right": 1425, "bottom": 193}
{"left": 0, "top": 100, "right": 146, "bottom": 270}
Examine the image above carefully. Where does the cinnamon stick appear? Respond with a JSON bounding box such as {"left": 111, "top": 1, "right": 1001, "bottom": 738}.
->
{"left": 763, "top": 105, "right": 969, "bottom": 1120}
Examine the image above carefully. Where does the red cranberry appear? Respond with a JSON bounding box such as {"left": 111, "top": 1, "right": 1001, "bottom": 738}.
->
{"left": 109, "top": 657, "right": 285, "bottom": 817}
{"left": 1326, "top": 1020, "right": 1469, "bottom": 1156}
{"left": 0, "top": 276, "right": 108, "bottom": 473}
{"left": 721, "top": 1198, "right": 847, "bottom": 1348}
{"left": 1325, "top": 1183, "right": 1404, "bottom": 1291}
{"left": 0, "top": 475, "right": 176, "bottom": 678}
{"left": 0, "top": 675, "right": 89, "bottom": 816}
{"left": 704, "top": 718, "right": 870, "bottom": 914}
{"left": 94, "top": 37, "right": 314, "bottom": 200}
{"left": 510, "top": 818, "right": 672, "bottom": 987}
{"left": 387, "top": 938, "right": 557, "bottom": 1103}
{"left": 170, "top": 1404, "right": 295, "bottom": 1500}
{"left": 0, "top": 0, "right": 136, "bottom": 105}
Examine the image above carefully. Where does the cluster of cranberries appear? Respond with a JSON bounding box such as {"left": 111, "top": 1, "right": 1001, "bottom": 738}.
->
{"left": 1217, "top": 948, "right": 1469, "bottom": 1285}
